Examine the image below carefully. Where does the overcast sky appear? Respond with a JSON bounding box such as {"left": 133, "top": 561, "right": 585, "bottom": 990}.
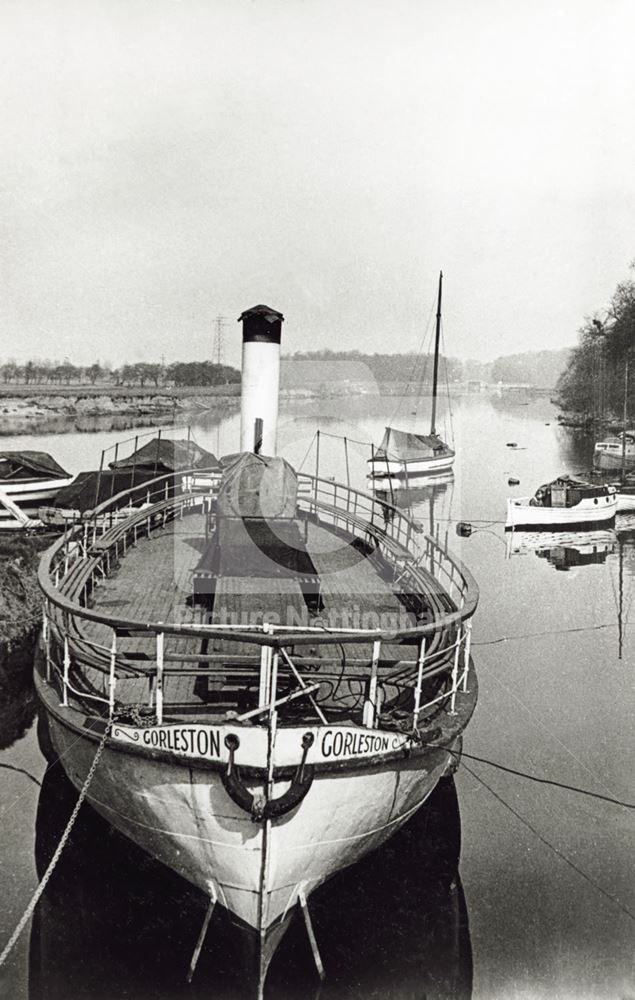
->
{"left": 1, "top": 0, "right": 634, "bottom": 368}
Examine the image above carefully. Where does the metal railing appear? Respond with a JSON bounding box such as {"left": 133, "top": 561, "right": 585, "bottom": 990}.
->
{"left": 39, "top": 467, "right": 478, "bottom": 733}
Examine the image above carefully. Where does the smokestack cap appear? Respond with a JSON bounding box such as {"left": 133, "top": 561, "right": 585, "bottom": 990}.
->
{"left": 238, "top": 304, "right": 284, "bottom": 344}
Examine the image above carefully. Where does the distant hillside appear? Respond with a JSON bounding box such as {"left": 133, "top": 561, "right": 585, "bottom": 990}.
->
{"left": 282, "top": 347, "right": 573, "bottom": 391}
{"left": 487, "top": 348, "right": 573, "bottom": 388}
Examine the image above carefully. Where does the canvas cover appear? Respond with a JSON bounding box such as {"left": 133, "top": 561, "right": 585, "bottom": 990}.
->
{"left": 109, "top": 438, "right": 218, "bottom": 473}
{"left": 217, "top": 453, "right": 298, "bottom": 519}
{"left": 53, "top": 469, "right": 163, "bottom": 512}
{"left": 0, "top": 451, "right": 69, "bottom": 480}
{"left": 376, "top": 427, "right": 451, "bottom": 462}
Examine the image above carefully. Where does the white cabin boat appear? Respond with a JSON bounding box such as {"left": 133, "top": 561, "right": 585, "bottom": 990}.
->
{"left": 506, "top": 474, "right": 617, "bottom": 531}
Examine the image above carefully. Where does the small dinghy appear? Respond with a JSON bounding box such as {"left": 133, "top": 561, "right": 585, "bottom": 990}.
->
{"left": 506, "top": 474, "right": 617, "bottom": 531}
{"left": 0, "top": 451, "right": 74, "bottom": 530}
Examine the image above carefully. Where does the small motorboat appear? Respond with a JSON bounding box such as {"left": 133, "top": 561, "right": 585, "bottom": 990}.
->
{"left": 506, "top": 474, "right": 617, "bottom": 531}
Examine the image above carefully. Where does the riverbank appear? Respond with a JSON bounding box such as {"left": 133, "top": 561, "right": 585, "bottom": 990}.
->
{"left": 0, "top": 534, "right": 49, "bottom": 657}
{"left": 0, "top": 385, "right": 240, "bottom": 435}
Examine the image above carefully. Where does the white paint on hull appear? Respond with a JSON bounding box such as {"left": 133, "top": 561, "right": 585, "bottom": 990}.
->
{"left": 48, "top": 717, "right": 451, "bottom": 934}
{"left": 506, "top": 494, "right": 617, "bottom": 528}
{"left": 617, "top": 492, "right": 635, "bottom": 513}
{"left": 368, "top": 453, "right": 455, "bottom": 477}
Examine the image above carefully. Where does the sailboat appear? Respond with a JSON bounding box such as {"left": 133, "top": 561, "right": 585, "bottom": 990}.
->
{"left": 593, "top": 353, "right": 635, "bottom": 473}
{"left": 368, "top": 272, "right": 455, "bottom": 483}
{"left": 593, "top": 354, "right": 635, "bottom": 509}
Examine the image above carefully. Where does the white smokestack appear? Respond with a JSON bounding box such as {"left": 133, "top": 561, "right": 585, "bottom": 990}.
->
{"left": 238, "top": 304, "right": 284, "bottom": 455}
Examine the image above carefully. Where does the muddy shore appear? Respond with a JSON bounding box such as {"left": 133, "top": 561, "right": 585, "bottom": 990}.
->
{"left": 0, "top": 387, "right": 239, "bottom": 435}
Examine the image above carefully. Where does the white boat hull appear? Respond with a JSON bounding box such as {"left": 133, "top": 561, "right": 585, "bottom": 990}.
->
{"left": 45, "top": 713, "right": 456, "bottom": 937}
{"left": 506, "top": 494, "right": 617, "bottom": 530}
{"left": 617, "top": 490, "right": 635, "bottom": 513}
{"left": 0, "top": 476, "right": 74, "bottom": 528}
{"left": 368, "top": 453, "right": 455, "bottom": 478}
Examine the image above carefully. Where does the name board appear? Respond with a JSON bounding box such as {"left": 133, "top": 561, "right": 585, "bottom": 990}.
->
{"left": 113, "top": 724, "right": 227, "bottom": 763}
{"left": 112, "top": 723, "right": 412, "bottom": 767}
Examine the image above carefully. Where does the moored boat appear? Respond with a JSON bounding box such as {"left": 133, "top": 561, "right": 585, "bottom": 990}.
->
{"left": 593, "top": 429, "right": 635, "bottom": 472}
{"left": 506, "top": 474, "right": 617, "bottom": 531}
{"left": 368, "top": 272, "right": 455, "bottom": 483}
{"left": 0, "top": 451, "right": 74, "bottom": 530}
{"left": 34, "top": 304, "right": 479, "bottom": 996}
{"left": 616, "top": 473, "right": 635, "bottom": 513}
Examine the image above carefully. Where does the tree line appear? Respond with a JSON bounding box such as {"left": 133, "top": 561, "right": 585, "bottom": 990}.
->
{"left": 0, "top": 359, "right": 241, "bottom": 389}
{"left": 556, "top": 271, "right": 634, "bottom": 422}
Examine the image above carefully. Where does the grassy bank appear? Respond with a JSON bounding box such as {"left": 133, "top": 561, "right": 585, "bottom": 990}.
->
{"left": 0, "top": 384, "right": 240, "bottom": 398}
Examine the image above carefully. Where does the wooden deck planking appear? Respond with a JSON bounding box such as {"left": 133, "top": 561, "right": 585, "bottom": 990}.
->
{"left": 76, "top": 514, "right": 425, "bottom": 713}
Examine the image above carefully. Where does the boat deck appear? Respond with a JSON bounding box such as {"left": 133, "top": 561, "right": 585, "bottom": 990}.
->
{"left": 70, "top": 509, "right": 443, "bottom": 726}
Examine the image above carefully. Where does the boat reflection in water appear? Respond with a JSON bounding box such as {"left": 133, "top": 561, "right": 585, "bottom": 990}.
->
{"left": 368, "top": 469, "right": 454, "bottom": 500}
{"left": 30, "top": 757, "right": 471, "bottom": 1000}
{"left": 505, "top": 529, "right": 617, "bottom": 570}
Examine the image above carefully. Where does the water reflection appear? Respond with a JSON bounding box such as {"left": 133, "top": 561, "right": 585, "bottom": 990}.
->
{"left": 0, "top": 639, "right": 38, "bottom": 752}
{"left": 0, "top": 412, "right": 180, "bottom": 439}
{"left": 505, "top": 525, "right": 635, "bottom": 660}
{"left": 30, "top": 765, "right": 471, "bottom": 1000}
{"left": 506, "top": 529, "right": 617, "bottom": 569}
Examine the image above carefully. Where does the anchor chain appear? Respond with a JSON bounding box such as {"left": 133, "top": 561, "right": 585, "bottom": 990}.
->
{"left": 0, "top": 719, "right": 112, "bottom": 968}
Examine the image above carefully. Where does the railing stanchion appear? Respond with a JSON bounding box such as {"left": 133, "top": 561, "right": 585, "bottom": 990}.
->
{"left": 258, "top": 623, "right": 273, "bottom": 708}
{"left": 363, "top": 639, "right": 381, "bottom": 728}
{"left": 156, "top": 628, "right": 165, "bottom": 725}
{"left": 463, "top": 621, "right": 472, "bottom": 691}
{"left": 449, "top": 626, "right": 462, "bottom": 715}
{"left": 108, "top": 631, "right": 117, "bottom": 715}
{"left": 62, "top": 635, "right": 70, "bottom": 707}
{"left": 413, "top": 637, "right": 426, "bottom": 728}
{"left": 43, "top": 606, "right": 52, "bottom": 682}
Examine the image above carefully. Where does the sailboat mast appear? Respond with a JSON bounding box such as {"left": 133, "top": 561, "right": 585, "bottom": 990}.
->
{"left": 430, "top": 270, "right": 443, "bottom": 437}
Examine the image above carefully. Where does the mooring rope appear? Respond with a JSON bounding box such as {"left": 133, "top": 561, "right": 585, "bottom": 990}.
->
{"left": 463, "top": 762, "right": 635, "bottom": 922}
{"left": 0, "top": 720, "right": 112, "bottom": 968}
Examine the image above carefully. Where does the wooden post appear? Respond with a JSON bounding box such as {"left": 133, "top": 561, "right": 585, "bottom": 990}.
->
{"left": 131, "top": 434, "right": 139, "bottom": 488}
{"left": 344, "top": 436, "right": 350, "bottom": 487}
{"left": 110, "top": 443, "right": 119, "bottom": 497}
{"left": 94, "top": 447, "right": 105, "bottom": 508}
{"left": 298, "top": 887, "right": 325, "bottom": 980}
{"left": 186, "top": 885, "right": 217, "bottom": 984}
{"left": 153, "top": 428, "right": 162, "bottom": 478}
{"left": 156, "top": 628, "right": 165, "bottom": 725}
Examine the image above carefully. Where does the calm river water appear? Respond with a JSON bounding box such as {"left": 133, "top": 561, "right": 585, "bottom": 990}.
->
{"left": 1, "top": 391, "right": 633, "bottom": 999}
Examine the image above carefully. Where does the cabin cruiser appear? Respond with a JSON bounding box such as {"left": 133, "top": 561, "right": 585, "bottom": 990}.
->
{"left": 506, "top": 474, "right": 617, "bottom": 531}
